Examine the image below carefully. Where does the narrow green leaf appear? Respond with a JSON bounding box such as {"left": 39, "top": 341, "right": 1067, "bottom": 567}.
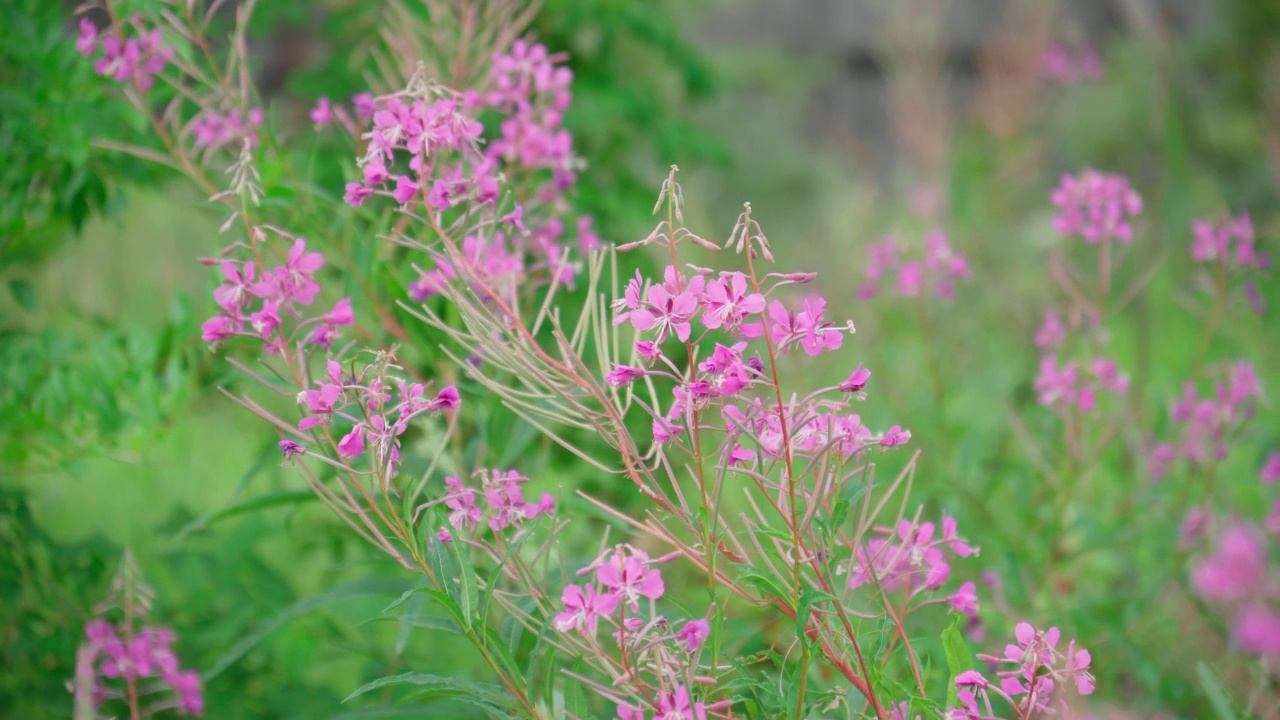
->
{"left": 174, "top": 491, "right": 317, "bottom": 538}
{"left": 384, "top": 587, "right": 466, "bottom": 629}
{"left": 389, "top": 613, "right": 464, "bottom": 636}
{"left": 526, "top": 631, "right": 556, "bottom": 708}
{"left": 562, "top": 659, "right": 589, "bottom": 718}
{"left": 204, "top": 577, "right": 410, "bottom": 680}
{"left": 733, "top": 564, "right": 794, "bottom": 607}
{"left": 942, "top": 614, "right": 975, "bottom": 708}
{"left": 480, "top": 623, "right": 527, "bottom": 693}
{"left": 450, "top": 535, "right": 478, "bottom": 622}
{"left": 342, "top": 671, "right": 509, "bottom": 711}
{"left": 1197, "top": 662, "right": 1242, "bottom": 720}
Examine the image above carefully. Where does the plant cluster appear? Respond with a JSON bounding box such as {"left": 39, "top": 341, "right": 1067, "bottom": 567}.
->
{"left": 63, "top": 1, "right": 1277, "bottom": 719}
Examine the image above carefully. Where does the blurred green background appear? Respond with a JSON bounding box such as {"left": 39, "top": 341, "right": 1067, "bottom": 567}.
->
{"left": 3, "top": 0, "right": 1279, "bottom": 717}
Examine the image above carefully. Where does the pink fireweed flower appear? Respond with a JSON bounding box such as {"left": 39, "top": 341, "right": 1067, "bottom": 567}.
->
{"left": 954, "top": 670, "right": 989, "bottom": 689}
{"left": 975, "top": 622, "right": 1094, "bottom": 708}
{"left": 635, "top": 340, "right": 662, "bottom": 362}
{"left": 362, "top": 156, "right": 390, "bottom": 186}
{"left": 392, "top": 175, "right": 419, "bottom": 204}
{"left": 308, "top": 297, "right": 354, "bottom": 349}
{"left": 169, "top": 670, "right": 204, "bottom": 715}
{"left": 426, "top": 386, "right": 460, "bottom": 411}
{"left": 1179, "top": 506, "right": 1210, "bottom": 551}
{"left": 337, "top": 424, "right": 366, "bottom": 458}
{"left": 796, "top": 297, "right": 845, "bottom": 355}
{"left": 1263, "top": 453, "right": 1280, "bottom": 484}
{"left": 897, "top": 262, "right": 923, "bottom": 296}
{"left": 700, "top": 271, "right": 765, "bottom": 331}
{"left": 655, "top": 685, "right": 707, "bottom": 720}
{"left": 443, "top": 476, "right": 483, "bottom": 531}
{"left": 1090, "top": 357, "right": 1130, "bottom": 393}
{"left": 278, "top": 238, "right": 325, "bottom": 304}
{"left": 1042, "top": 43, "right": 1105, "bottom": 84}
{"left": 554, "top": 584, "right": 619, "bottom": 634}
{"left": 651, "top": 416, "right": 683, "bottom": 444}
{"left": 76, "top": 18, "right": 99, "bottom": 57}
{"left": 345, "top": 182, "right": 375, "bottom": 207}
{"left": 200, "top": 313, "right": 239, "bottom": 344}
{"left": 606, "top": 364, "right": 645, "bottom": 388}
{"left": 578, "top": 215, "right": 601, "bottom": 251}
{"left": 1192, "top": 213, "right": 1262, "bottom": 269}
{"left": 879, "top": 425, "right": 911, "bottom": 448}
{"left": 849, "top": 515, "right": 976, "bottom": 595}
{"left": 279, "top": 439, "right": 305, "bottom": 461}
{"left": 1234, "top": 604, "right": 1280, "bottom": 655}
{"left": 611, "top": 270, "right": 646, "bottom": 326}
{"left": 351, "top": 93, "right": 376, "bottom": 120}
{"left": 484, "top": 483, "right": 547, "bottom": 531}
{"left": 631, "top": 282, "right": 700, "bottom": 343}
{"left": 213, "top": 260, "right": 257, "bottom": 313}
{"left": 1191, "top": 523, "right": 1266, "bottom": 603}
{"left": 501, "top": 203, "right": 529, "bottom": 235}
{"left": 839, "top": 363, "right": 871, "bottom": 393}
{"left": 676, "top": 617, "right": 711, "bottom": 652}
{"left": 617, "top": 703, "right": 645, "bottom": 720}
{"left": 248, "top": 299, "right": 282, "bottom": 340}
{"left": 1033, "top": 311, "right": 1066, "bottom": 350}
{"left": 946, "top": 580, "right": 979, "bottom": 617}
{"left": 310, "top": 97, "right": 334, "bottom": 126}
{"left": 297, "top": 385, "right": 341, "bottom": 430}
{"left": 1050, "top": 169, "right": 1142, "bottom": 244}
{"left": 596, "top": 546, "right": 665, "bottom": 609}
{"left": 410, "top": 233, "right": 525, "bottom": 303}
{"left": 943, "top": 514, "right": 977, "bottom": 557}
{"left": 861, "top": 237, "right": 899, "bottom": 292}
{"left": 741, "top": 299, "right": 804, "bottom": 352}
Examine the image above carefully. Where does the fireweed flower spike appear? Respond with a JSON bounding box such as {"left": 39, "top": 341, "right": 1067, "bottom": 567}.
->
{"left": 849, "top": 514, "right": 979, "bottom": 616}
{"left": 1190, "top": 212, "right": 1269, "bottom": 316}
{"left": 1146, "top": 361, "right": 1263, "bottom": 480}
{"left": 80, "top": 17, "right": 173, "bottom": 92}
{"left": 1189, "top": 522, "right": 1280, "bottom": 655}
{"left": 1034, "top": 354, "right": 1129, "bottom": 414}
{"left": 1051, "top": 169, "right": 1142, "bottom": 244}
{"left": 858, "top": 230, "right": 971, "bottom": 301}
{"left": 1192, "top": 212, "right": 1263, "bottom": 269}
{"left": 960, "top": 623, "right": 1094, "bottom": 718}
{"left": 1042, "top": 42, "right": 1106, "bottom": 84}
{"left": 76, "top": 555, "right": 204, "bottom": 717}
{"left": 80, "top": 620, "right": 205, "bottom": 716}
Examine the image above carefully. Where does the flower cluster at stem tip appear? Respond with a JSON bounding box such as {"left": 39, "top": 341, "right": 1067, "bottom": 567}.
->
{"left": 947, "top": 622, "right": 1094, "bottom": 719}
{"left": 329, "top": 40, "right": 599, "bottom": 298}
{"left": 81, "top": 620, "right": 203, "bottom": 716}
{"left": 857, "top": 230, "right": 972, "bottom": 301}
{"left": 77, "top": 16, "right": 172, "bottom": 92}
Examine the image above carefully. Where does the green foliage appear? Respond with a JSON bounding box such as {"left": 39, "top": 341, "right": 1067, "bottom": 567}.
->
{"left": 0, "top": 0, "right": 159, "bottom": 265}
{"left": 0, "top": 293, "right": 205, "bottom": 467}
{"left": 536, "top": 0, "right": 729, "bottom": 236}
